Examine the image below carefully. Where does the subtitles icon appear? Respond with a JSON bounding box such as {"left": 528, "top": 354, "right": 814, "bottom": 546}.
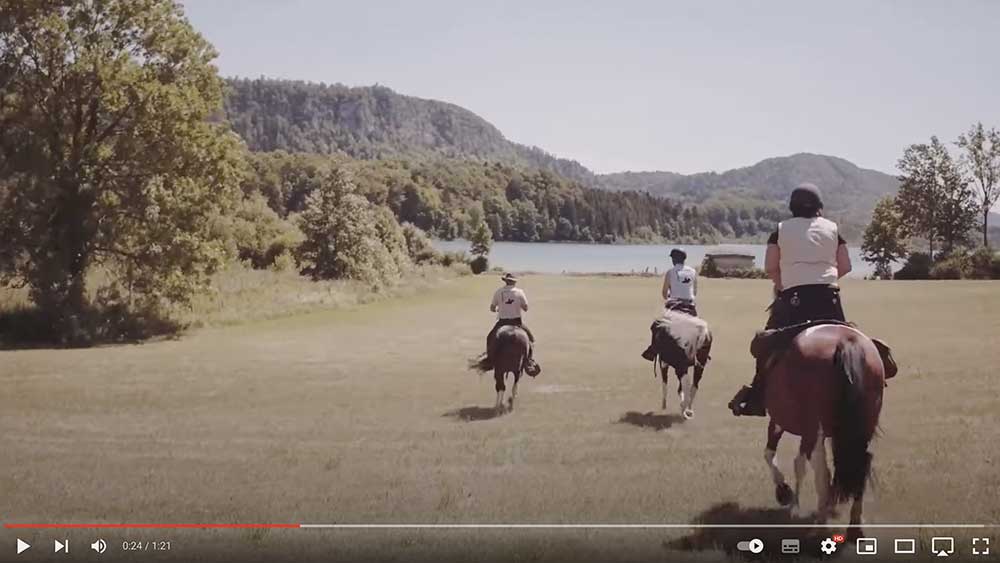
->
{"left": 932, "top": 537, "right": 955, "bottom": 557}
{"left": 781, "top": 539, "right": 800, "bottom": 554}
{"left": 973, "top": 537, "right": 991, "bottom": 556}
{"left": 895, "top": 538, "right": 917, "bottom": 554}
{"left": 736, "top": 538, "right": 765, "bottom": 554}
{"left": 857, "top": 537, "right": 877, "bottom": 555}
{"left": 91, "top": 539, "right": 108, "bottom": 554}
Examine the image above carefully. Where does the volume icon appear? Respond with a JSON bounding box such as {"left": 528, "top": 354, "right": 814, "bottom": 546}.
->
{"left": 91, "top": 539, "right": 107, "bottom": 554}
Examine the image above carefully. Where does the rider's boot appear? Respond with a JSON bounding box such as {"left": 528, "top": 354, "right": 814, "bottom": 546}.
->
{"left": 526, "top": 348, "right": 541, "bottom": 377}
{"left": 641, "top": 329, "right": 658, "bottom": 361}
{"left": 729, "top": 358, "right": 767, "bottom": 417}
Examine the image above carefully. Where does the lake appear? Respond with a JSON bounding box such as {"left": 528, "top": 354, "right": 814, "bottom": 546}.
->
{"left": 433, "top": 240, "right": 877, "bottom": 278}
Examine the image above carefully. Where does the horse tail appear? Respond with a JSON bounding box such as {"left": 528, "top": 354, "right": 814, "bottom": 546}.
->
{"left": 830, "top": 336, "right": 874, "bottom": 503}
{"left": 469, "top": 354, "right": 493, "bottom": 372}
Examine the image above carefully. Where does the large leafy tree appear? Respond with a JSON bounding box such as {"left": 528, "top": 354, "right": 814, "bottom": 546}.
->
{"left": 861, "top": 196, "right": 908, "bottom": 279}
{"left": 296, "top": 168, "right": 401, "bottom": 286}
{"left": 895, "top": 137, "right": 977, "bottom": 259}
{"left": 0, "top": 0, "right": 243, "bottom": 326}
{"left": 956, "top": 122, "right": 1000, "bottom": 247}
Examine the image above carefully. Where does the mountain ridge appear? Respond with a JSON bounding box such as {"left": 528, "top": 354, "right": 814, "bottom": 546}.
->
{"left": 223, "top": 77, "right": 900, "bottom": 238}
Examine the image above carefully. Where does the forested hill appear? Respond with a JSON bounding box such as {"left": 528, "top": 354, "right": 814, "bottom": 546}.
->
{"left": 224, "top": 78, "right": 595, "bottom": 184}
{"left": 223, "top": 77, "right": 898, "bottom": 240}
{"left": 598, "top": 154, "right": 900, "bottom": 238}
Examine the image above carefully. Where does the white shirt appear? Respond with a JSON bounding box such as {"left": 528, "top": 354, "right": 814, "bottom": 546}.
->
{"left": 777, "top": 217, "right": 841, "bottom": 290}
{"left": 664, "top": 264, "right": 698, "bottom": 302}
{"left": 492, "top": 286, "right": 528, "bottom": 319}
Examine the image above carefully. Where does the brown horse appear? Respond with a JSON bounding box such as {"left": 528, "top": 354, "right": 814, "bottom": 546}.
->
{"left": 763, "top": 324, "right": 884, "bottom": 540}
{"left": 472, "top": 325, "right": 532, "bottom": 414}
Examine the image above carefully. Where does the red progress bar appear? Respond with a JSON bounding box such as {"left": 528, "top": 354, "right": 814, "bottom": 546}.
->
{"left": 4, "top": 524, "right": 300, "bottom": 529}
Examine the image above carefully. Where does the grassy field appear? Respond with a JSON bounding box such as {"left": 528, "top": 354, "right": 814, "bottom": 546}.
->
{"left": 3, "top": 276, "right": 999, "bottom": 562}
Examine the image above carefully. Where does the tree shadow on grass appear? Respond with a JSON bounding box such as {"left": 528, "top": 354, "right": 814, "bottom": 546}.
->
{"left": 0, "top": 305, "right": 183, "bottom": 350}
{"left": 442, "top": 406, "right": 503, "bottom": 422}
{"left": 665, "top": 501, "right": 833, "bottom": 559}
{"left": 617, "top": 411, "right": 684, "bottom": 431}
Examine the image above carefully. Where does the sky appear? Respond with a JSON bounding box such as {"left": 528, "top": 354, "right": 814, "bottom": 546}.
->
{"left": 181, "top": 0, "right": 998, "bottom": 176}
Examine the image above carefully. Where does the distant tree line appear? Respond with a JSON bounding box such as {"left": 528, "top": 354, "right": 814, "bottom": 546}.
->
{"left": 862, "top": 124, "right": 1000, "bottom": 279}
{"left": 243, "top": 152, "right": 784, "bottom": 245}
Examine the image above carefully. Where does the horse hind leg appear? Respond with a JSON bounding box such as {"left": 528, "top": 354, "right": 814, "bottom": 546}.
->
{"left": 494, "top": 371, "right": 506, "bottom": 413}
{"left": 847, "top": 494, "right": 865, "bottom": 542}
{"left": 788, "top": 430, "right": 820, "bottom": 518}
{"left": 810, "top": 429, "right": 833, "bottom": 522}
{"left": 509, "top": 371, "right": 520, "bottom": 411}
{"left": 765, "top": 421, "right": 794, "bottom": 506}
{"left": 660, "top": 364, "right": 669, "bottom": 411}
{"left": 678, "top": 369, "right": 695, "bottom": 419}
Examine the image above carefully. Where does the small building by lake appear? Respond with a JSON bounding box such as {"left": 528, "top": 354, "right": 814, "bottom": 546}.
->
{"left": 705, "top": 246, "right": 756, "bottom": 271}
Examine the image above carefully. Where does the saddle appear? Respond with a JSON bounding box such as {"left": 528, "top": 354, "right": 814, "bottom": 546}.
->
{"left": 750, "top": 320, "right": 898, "bottom": 379}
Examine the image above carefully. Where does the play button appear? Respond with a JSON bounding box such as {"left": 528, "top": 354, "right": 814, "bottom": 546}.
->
{"left": 16, "top": 538, "right": 30, "bottom": 555}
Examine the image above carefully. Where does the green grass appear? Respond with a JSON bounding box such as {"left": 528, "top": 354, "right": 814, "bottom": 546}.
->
{"left": 2, "top": 276, "right": 997, "bottom": 561}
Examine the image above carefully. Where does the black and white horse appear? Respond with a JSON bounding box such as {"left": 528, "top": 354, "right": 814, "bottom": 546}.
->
{"left": 650, "top": 310, "right": 712, "bottom": 420}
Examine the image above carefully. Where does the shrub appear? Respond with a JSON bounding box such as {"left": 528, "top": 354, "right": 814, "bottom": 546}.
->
{"left": 726, "top": 267, "right": 770, "bottom": 279}
{"left": 966, "top": 247, "right": 998, "bottom": 280}
{"left": 894, "top": 252, "right": 933, "bottom": 280}
{"left": 930, "top": 255, "right": 966, "bottom": 280}
{"left": 296, "top": 169, "right": 404, "bottom": 287}
{"left": 439, "top": 251, "right": 469, "bottom": 268}
{"left": 698, "top": 256, "right": 766, "bottom": 279}
{"left": 401, "top": 222, "right": 442, "bottom": 264}
{"left": 470, "top": 256, "right": 489, "bottom": 274}
{"left": 223, "top": 194, "right": 305, "bottom": 269}
{"left": 699, "top": 256, "right": 723, "bottom": 278}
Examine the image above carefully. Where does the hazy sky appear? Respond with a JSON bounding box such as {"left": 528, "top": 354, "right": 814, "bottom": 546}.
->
{"left": 182, "top": 1, "right": 998, "bottom": 175}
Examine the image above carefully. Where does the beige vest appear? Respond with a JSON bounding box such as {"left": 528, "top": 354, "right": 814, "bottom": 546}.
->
{"left": 778, "top": 217, "right": 840, "bottom": 290}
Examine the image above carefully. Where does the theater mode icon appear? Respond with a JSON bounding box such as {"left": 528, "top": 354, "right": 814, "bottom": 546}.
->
{"left": 895, "top": 538, "right": 917, "bottom": 554}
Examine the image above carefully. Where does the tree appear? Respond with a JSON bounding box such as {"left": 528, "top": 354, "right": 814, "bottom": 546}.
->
{"left": 470, "top": 220, "right": 493, "bottom": 258}
{"left": 296, "top": 169, "right": 399, "bottom": 286}
{"left": 861, "top": 197, "right": 908, "bottom": 279}
{"left": 957, "top": 122, "right": 1000, "bottom": 247}
{"left": 468, "top": 220, "right": 492, "bottom": 274}
{"left": 0, "top": 0, "right": 243, "bottom": 330}
{"left": 895, "top": 137, "right": 977, "bottom": 259}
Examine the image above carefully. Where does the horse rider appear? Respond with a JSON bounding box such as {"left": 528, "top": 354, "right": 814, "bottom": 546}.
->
{"left": 642, "top": 248, "right": 698, "bottom": 361}
{"left": 487, "top": 273, "right": 541, "bottom": 374}
{"left": 729, "top": 183, "right": 852, "bottom": 416}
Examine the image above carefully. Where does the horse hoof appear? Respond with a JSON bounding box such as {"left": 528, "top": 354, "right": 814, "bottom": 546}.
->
{"left": 682, "top": 409, "right": 695, "bottom": 420}
{"left": 776, "top": 483, "right": 794, "bottom": 506}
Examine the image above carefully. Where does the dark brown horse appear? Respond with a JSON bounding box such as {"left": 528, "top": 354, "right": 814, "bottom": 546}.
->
{"left": 762, "top": 324, "right": 884, "bottom": 539}
{"left": 472, "top": 325, "right": 532, "bottom": 413}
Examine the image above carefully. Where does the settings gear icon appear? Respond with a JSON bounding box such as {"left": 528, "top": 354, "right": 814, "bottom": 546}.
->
{"left": 820, "top": 537, "right": 838, "bottom": 555}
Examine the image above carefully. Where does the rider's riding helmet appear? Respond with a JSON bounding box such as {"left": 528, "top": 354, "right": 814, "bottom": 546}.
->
{"left": 789, "top": 183, "right": 823, "bottom": 218}
{"left": 669, "top": 248, "right": 687, "bottom": 264}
